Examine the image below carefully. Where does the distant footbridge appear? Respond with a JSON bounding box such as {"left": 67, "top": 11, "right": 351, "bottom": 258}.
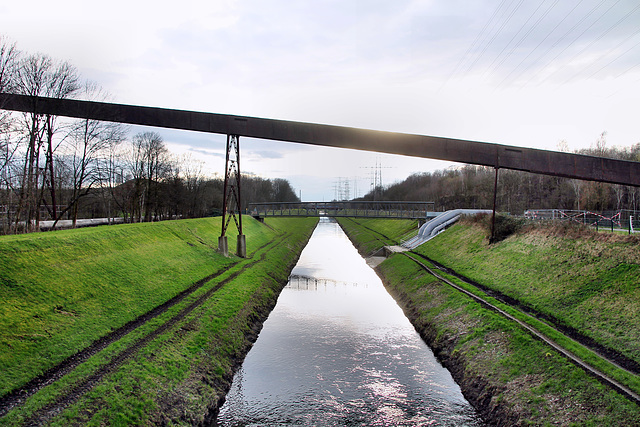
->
{"left": 249, "top": 201, "right": 437, "bottom": 221}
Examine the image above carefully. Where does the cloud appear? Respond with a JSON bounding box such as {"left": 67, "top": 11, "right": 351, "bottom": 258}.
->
{"left": 187, "top": 147, "right": 225, "bottom": 159}
{"left": 246, "top": 150, "right": 284, "bottom": 160}
{"left": 2, "top": 0, "right": 640, "bottom": 199}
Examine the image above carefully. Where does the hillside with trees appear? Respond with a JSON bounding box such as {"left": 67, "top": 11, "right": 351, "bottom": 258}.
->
{"left": 0, "top": 36, "right": 298, "bottom": 234}
{"left": 359, "top": 134, "right": 640, "bottom": 216}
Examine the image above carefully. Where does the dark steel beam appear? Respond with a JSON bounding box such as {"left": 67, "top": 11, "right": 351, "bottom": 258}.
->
{"left": 1, "top": 92, "right": 638, "bottom": 187}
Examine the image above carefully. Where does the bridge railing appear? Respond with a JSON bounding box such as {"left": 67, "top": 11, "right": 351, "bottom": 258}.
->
{"left": 249, "top": 201, "right": 435, "bottom": 219}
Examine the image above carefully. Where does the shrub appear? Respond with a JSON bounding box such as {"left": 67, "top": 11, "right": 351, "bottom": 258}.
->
{"left": 461, "top": 213, "right": 526, "bottom": 243}
{"left": 491, "top": 214, "right": 526, "bottom": 242}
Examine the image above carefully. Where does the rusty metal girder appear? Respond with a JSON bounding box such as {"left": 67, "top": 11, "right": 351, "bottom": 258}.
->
{"left": 1, "top": 92, "right": 638, "bottom": 187}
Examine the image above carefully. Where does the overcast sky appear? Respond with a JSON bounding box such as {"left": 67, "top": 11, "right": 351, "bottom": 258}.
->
{"left": 2, "top": 0, "right": 640, "bottom": 200}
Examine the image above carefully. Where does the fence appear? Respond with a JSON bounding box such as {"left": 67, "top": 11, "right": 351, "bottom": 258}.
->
{"left": 524, "top": 209, "right": 640, "bottom": 233}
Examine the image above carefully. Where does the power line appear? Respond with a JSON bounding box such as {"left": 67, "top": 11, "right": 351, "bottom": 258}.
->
{"left": 587, "top": 35, "right": 640, "bottom": 80}
{"left": 496, "top": 0, "right": 608, "bottom": 89}
{"left": 518, "top": 0, "right": 621, "bottom": 87}
{"left": 561, "top": 26, "right": 640, "bottom": 83}
{"left": 485, "top": 0, "right": 562, "bottom": 80}
{"left": 483, "top": 0, "right": 551, "bottom": 77}
{"left": 606, "top": 69, "right": 640, "bottom": 99}
{"left": 616, "top": 58, "right": 640, "bottom": 78}
{"left": 439, "top": 0, "right": 510, "bottom": 91}
{"left": 441, "top": 0, "right": 640, "bottom": 93}
{"left": 538, "top": 2, "right": 640, "bottom": 85}
{"left": 463, "top": 0, "right": 526, "bottom": 76}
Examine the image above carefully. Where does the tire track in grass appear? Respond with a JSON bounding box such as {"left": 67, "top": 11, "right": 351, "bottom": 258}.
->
{"left": 339, "top": 217, "right": 399, "bottom": 253}
{"left": 0, "top": 266, "right": 238, "bottom": 418}
{"left": 21, "top": 234, "right": 289, "bottom": 426}
{"left": 340, "top": 218, "right": 640, "bottom": 405}
{"left": 409, "top": 250, "right": 640, "bottom": 376}
{"left": 0, "top": 232, "right": 284, "bottom": 421}
{"left": 345, "top": 216, "right": 640, "bottom": 376}
{"left": 402, "top": 252, "right": 640, "bottom": 406}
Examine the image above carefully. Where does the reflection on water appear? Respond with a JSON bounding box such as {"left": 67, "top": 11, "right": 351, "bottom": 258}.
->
{"left": 216, "top": 218, "right": 483, "bottom": 426}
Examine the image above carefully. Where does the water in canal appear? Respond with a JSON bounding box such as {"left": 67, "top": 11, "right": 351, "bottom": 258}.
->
{"left": 216, "top": 218, "right": 483, "bottom": 426}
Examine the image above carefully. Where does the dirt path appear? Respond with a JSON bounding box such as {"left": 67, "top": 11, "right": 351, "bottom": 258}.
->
{"left": 0, "top": 232, "right": 288, "bottom": 424}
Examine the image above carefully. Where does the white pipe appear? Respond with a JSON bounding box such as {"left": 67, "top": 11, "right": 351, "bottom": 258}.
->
{"left": 402, "top": 209, "right": 492, "bottom": 249}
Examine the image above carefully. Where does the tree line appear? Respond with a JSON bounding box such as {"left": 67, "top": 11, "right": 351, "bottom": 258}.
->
{"left": 0, "top": 36, "right": 298, "bottom": 234}
{"left": 359, "top": 133, "right": 640, "bottom": 216}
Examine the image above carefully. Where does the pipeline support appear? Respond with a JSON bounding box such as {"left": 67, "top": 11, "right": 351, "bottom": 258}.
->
{"left": 219, "top": 134, "right": 246, "bottom": 257}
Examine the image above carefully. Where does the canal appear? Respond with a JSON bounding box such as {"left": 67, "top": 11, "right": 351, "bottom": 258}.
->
{"left": 216, "top": 218, "right": 484, "bottom": 426}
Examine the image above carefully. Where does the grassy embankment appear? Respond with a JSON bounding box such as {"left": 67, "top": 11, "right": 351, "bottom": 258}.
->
{"left": 0, "top": 216, "right": 317, "bottom": 425}
{"left": 423, "top": 216, "right": 640, "bottom": 367}
{"left": 335, "top": 217, "right": 418, "bottom": 256}
{"left": 338, "top": 217, "right": 640, "bottom": 426}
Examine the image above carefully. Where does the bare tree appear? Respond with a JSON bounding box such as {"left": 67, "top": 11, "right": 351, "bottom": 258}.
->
{"left": 173, "top": 153, "right": 207, "bottom": 218}
{"left": 13, "top": 53, "right": 79, "bottom": 232}
{"left": 0, "top": 36, "right": 20, "bottom": 233}
{"left": 0, "top": 36, "right": 18, "bottom": 120}
{"left": 0, "top": 35, "right": 19, "bottom": 96}
{"left": 13, "top": 54, "right": 50, "bottom": 232}
{"left": 142, "top": 132, "right": 169, "bottom": 221}
{"left": 99, "top": 140, "right": 130, "bottom": 222}
{"left": 127, "top": 132, "right": 170, "bottom": 222}
{"left": 43, "top": 61, "right": 79, "bottom": 221}
{"left": 55, "top": 81, "right": 126, "bottom": 228}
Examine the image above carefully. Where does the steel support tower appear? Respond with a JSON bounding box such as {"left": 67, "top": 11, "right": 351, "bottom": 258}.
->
{"left": 219, "top": 134, "right": 246, "bottom": 257}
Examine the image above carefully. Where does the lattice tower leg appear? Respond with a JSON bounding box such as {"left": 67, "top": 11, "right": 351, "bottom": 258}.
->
{"left": 219, "top": 134, "right": 246, "bottom": 257}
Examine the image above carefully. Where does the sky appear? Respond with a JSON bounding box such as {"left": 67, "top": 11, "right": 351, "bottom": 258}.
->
{"left": 2, "top": 0, "right": 640, "bottom": 201}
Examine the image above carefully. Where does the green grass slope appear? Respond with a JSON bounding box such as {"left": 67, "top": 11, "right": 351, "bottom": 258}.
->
{"left": 418, "top": 218, "right": 640, "bottom": 366}
{"left": 338, "top": 217, "right": 640, "bottom": 425}
{"left": 337, "top": 217, "right": 417, "bottom": 255}
{"left": 377, "top": 253, "right": 640, "bottom": 426}
{"left": 0, "top": 217, "right": 285, "bottom": 396}
{"left": 43, "top": 216, "right": 318, "bottom": 425}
